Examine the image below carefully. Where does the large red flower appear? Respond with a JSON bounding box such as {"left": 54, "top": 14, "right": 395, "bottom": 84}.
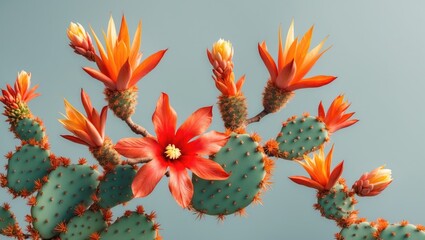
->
{"left": 115, "top": 93, "right": 230, "bottom": 208}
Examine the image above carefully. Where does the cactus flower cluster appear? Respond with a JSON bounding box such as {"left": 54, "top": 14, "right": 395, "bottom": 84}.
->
{"left": 0, "top": 14, "right": 421, "bottom": 240}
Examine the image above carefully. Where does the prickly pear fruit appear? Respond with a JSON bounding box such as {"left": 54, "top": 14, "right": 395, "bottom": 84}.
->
{"left": 191, "top": 133, "right": 268, "bottom": 216}
{"left": 59, "top": 210, "right": 107, "bottom": 240}
{"left": 104, "top": 87, "right": 137, "bottom": 120}
{"left": 218, "top": 95, "right": 248, "bottom": 131}
{"left": 31, "top": 164, "right": 100, "bottom": 239}
{"left": 97, "top": 164, "right": 136, "bottom": 209}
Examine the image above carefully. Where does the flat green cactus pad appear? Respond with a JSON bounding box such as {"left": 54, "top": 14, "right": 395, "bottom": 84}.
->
{"left": 276, "top": 116, "right": 328, "bottom": 160}
{"left": 339, "top": 222, "right": 377, "bottom": 240}
{"left": 191, "top": 133, "right": 266, "bottom": 216}
{"left": 59, "top": 210, "right": 107, "bottom": 240}
{"left": 7, "top": 144, "right": 51, "bottom": 195}
{"left": 98, "top": 165, "right": 136, "bottom": 209}
{"left": 100, "top": 211, "right": 157, "bottom": 240}
{"left": 317, "top": 183, "right": 355, "bottom": 221}
{"left": 0, "top": 205, "right": 16, "bottom": 236}
{"left": 15, "top": 117, "right": 44, "bottom": 142}
{"left": 31, "top": 164, "right": 100, "bottom": 239}
{"left": 379, "top": 223, "right": 425, "bottom": 240}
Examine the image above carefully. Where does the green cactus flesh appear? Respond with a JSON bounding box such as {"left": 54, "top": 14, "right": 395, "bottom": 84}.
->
{"left": 0, "top": 205, "right": 16, "bottom": 236}
{"left": 99, "top": 211, "right": 156, "bottom": 240}
{"left": 59, "top": 210, "right": 107, "bottom": 240}
{"left": 276, "top": 116, "right": 328, "bottom": 160}
{"left": 191, "top": 133, "right": 266, "bottom": 215}
{"left": 7, "top": 144, "right": 51, "bottom": 194}
{"left": 339, "top": 222, "right": 377, "bottom": 240}
{"left": 15, "top": 117, "right": 44, "bottom": 142}
{"left": 379, "top": 223, "right": 425, "bottom": 239}
{"left": 98, "top": 165, "right": 136, "bottom": 209}
{"left": 317, "top": 183, "right": 355, "bottom": 221}
{"left": 31, "top": 164, "right": 100, "bottom": 239}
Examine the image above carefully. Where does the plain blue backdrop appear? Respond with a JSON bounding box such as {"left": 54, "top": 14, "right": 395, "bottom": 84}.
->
{"left": 1, "top": 1, "right": 424, "bottom": 239}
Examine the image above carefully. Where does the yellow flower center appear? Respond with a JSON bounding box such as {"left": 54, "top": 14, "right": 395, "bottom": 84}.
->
{"left": 212, "top": 39, "right": 233, "bottom": 61}
{"left": 165, "top": 144, "right": 181, "bottom": 160}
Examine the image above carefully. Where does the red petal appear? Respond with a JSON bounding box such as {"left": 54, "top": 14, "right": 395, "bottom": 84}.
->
{"left": 61, "top": 135, "right": 90, "bottom": 146}
{"left": 80, "top": 89, "right": 93, "bottom": 118}
{"left": 286, "top": 75, "right": 337, "bottom": 91}
{"left": 83, "top": 67, "right": 116, "bottom": 89}
{"left": 152, "top": 93, "right": 177, "bottom": 146}
{"left": 235, "top": 75, "right": 245, "bottom": 93}
{"left": 288, "top": 176, "right": 324, "bottom": 191}
{"left": 275, "top": 60, "right": 297, "bottom": 90}
{"left": 206, "top": 49, "right": 214, "bottom": 65}
{"left": 132, "top": 159, "right": 167, "bottom": 198}
{"left": 175, "top": 106, "right": 212, "bottom": 145}
{"left": 168, "top": 162, "right": 193, "bottom": 208}
{"left": 182, "top": 156, "right": 229, "bottom": 180}
{"left": 182, "top": 131, "right": 228, "bottom": 156}
{"left": 129, "top": 49, "right": 167, "bottom": 87}
{"left": 325, "top": 161, "right": 344, "bottom": 190}
{"left": 258, "top": 42, "right": 278, "bottom": 81}
{"left": 115, "top": 137, "right": 162, "bottom": 159}
{"left": 317, "top": 101, "right": 325, "bottom": 119}
{"left": 116, "top": 60, "right": 132, "bottom": 91}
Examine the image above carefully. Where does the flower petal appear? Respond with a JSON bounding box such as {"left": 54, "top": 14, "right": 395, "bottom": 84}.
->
{"left": 83, "top": 67, "right": 116, "bottom": 89}
{"left": 168, "top": 162, "right": 193, "bottom": 208}
{"left": 288, "top": 176, "right": 324, "bottom": 191}
{"left": 152, "top": 93, "right": 177, "bottom": 146}
{"left": 61, "top": 135, "right": 90, "bottom": 146}
{"left": 115, "top": 137, "right": 162, "bottom": 159}
{"left": 325, "top": 161, "right": 344, "bottom": 190}
{"left": 258, "top": 42, "right": 278, "bottom": 81}
{"left": 182, "top": 156, "right": 229, "bottom": 180}
{"left": 182, "top": 131, "right": 228, "bottom": 156}
{"left": 132, "top": 159, "right": 168, "bottom": 198}
{"left": 286, "top": 75, "right": 336, "bottom": 91}
{"left": 116, "top": 60, "right": 132, "bottom": 91}
{"left": 175, "top": 106, "right": 212, "bottom": 145}
{"left": 129, "top": 49, "right": 167, "bottom": 87}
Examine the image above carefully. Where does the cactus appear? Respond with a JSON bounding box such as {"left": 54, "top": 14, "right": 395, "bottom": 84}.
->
{"left": 0, "top": 203, "right": 20, "bottom": 238}
{"left": 99, "top": 207, "right": 160, "bottom": 240}
{"left": 336, "top": 222, "right": 377, "bottom": 240}
{"left": 59, "top": 210, "right": 108, "bottom": 240}
{"left": 6, "top": 143, "right": 51, "bottom": 196}
{"left": 378, "top": 221, "right": 425, "bottom": 240}
{"left": 104, "top": 87, "right": 138, "bottom": 120}
{"left": 97, "top": 164, "right": 136, "bottom": 209}
{"left": 14, "top": 117, "right": 45, "bottom": 142}
{"left": 30, "top": 164, "right": 100, "bottom": 239}
{"left": 218, "top": 95, "right": 248, "bottom": 131}
{"left": 191, "top": 133, "right": 270, "bottom": 217}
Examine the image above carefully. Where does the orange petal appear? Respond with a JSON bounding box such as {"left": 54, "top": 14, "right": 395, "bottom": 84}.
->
{"left": 175, "top": 106, "right": 212, "bottom": 145}
{"left": 117, "top": 15, "right": 130, "bottom": 50}
{"left": 152, "top": 93, "right": 177, "bottom": 146}
{"left": 116, "top": 60, "right": 132, "bottom": 91}
{"left": 132, "top": 159, "right": 167, "bottom": 198}
{"left": 286, "top": 75, "right": 336, "bottom": 91}
{"left": 325, "top": 161, "right": 344, "bottom": 190}
{"left": 183, "top": 156, "right": 229, "bottom": 180}
{"left": 288, "top": 176, "right": 324, "bottom": 191}
{"left": 80, "top": 89, "right": 93, "bottom": 118}
{"left": 83, "top": 67, "right": 116, "bottom": 89}
{"left": 181, "top": 131, "right": 228, "bottom": 156}
{"left": 235, "top": 75, "right": 245, "bottom": 93}
{"left": 168, "top": 162, "right": 193, "bottom": 208}
{"left": 275, "top": 60, "right": 297, "bottom": 90}
{"left": 61, "top": 135, "right": 90, "bottom": 146}
{"left": 214, "top": 79, "right": 229, "bottom": 95}
{"left": 129, "top": 49, "right": 167, "bottom": 87}
{"left": 115, "top": 137, "right": 162, "bottom": 159}
{"left": 318, "top": 101, "right": 325, "bottom": 119}
{"left": 258, "top": 42, "right": 278, "bottom": 81}
{"left": 130, "top": 21, "right": 142, "bottom": 65}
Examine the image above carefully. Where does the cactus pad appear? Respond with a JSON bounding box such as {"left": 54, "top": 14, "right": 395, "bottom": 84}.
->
{"left": 191, "top": 133, "right": 266, "bottom": 216}
{"left": 276, "top": 115, "right": 328, "bottom": 160}
{"left": 0, "top": 204, "right": 16, "bottom": 236}
{"left": 316, "top": 183, "right": 355, "bottom": 222}
{"left": 338, "top": 222, "right": 377, "bottom": 240}
{"left": 15, "top": 117, "right": 45, "bottom": 142}
{"left": 100, "top": 210, "right": 157, "bottom": 240}
{"left": 98, "top": 164, "right": 136, "bottom": 209}
{"left": 379, "top": 223, "right": 425, "bottom": 239}
{"left": 31, "top": 164, "right": 100, "bottom": 239}
{"left": 59, "top": 210, "right": 107, "bottom": 240}
{"left": 7, "top": 144, "right": 51, "bottom": 195}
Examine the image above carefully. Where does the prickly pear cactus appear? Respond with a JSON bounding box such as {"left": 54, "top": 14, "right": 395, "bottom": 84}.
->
{"left": 191, "top": 133, "right": 267, "bottom": 216}
{"left": 316, "top": 182, "right": 356, "bottom": 224}
{"left": 99, "top": 208, "right": 159, "bottom": 240}
{"left": 218, "top": 95, "right": 248, "bottom": 131}
{"left": 0, "top": 204, "right": 16, "bottom": 236}
{"left": 379, "top": 223, "right": 425, "bottom": 240}
{"left": 59, "top": 210, "right": 107, "bottom": 240}
{"left": 276, "top": 115, "right": 328, "bottom": 160}
{"left": 31, "top": 164, "right": 100, "bottom": 239}
{"left": 337, "top": 222, "right": 377, "bottom": 240}
{"left": 14, "top": 117, "right": 45, "bottom": 142}
{"left": 6, "top": 144, "right": 51, "bottom": 195}
{"left": 97, "top": 164, "right": 136, "bottom": 209}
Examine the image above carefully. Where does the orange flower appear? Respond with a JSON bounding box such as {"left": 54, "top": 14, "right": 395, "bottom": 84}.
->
{"left": 67, "top": 22, "right": 96, "bottom": 61}
{"left": 258, "top": 20, "right": 336, "bottom": 92}
{"left": 0, "top": 71, "right": 39, "bottom": 106}
{"left": 207, "top": 39, "right": 245, "bottom": 96}
{"left": 83, "top": 15, "right": 167, "bottom": 91}
{"left": 115, "top": 93, "right": 230, "bottom": 208}
{"left": 318, "top": 95, "right": 359, "bottom": 134}
{"left": 352, "top": 166, "right": 393, "bottom": 197}
{"left": 59, "top": 89, "right": 107, "bottom": 148}
{"left": 289, "top": 145, "right": 343, "bottom": 191}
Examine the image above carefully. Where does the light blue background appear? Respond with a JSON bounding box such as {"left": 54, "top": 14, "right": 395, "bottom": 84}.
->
{"left": 1, "top": 1, "right": 424, "bottom": 239}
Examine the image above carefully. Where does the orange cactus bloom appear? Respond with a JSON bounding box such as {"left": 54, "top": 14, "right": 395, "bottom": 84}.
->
{"left": 67, "top": 22, "right": 96, "bottom": 61}
{"left": 83, "top": 15, "right": 167, "bottom": 91}
{"left": 115, "top": 93, "right": 230, "bottom": 208}
{"left": 318, "top": 95, "right": 359, "bottom": 134}
{"left": 0, "top": 71, "right": 39, "bottom": 106}
{"left": 258, "top": 20, "right": 336, "bottom": 92}
{"left": 59, "top": 89, "right": 107, "bottom": 148}
{"left": 207, "top": 39, "right": 245, "bottom": 96}
{"left": 289, "top": 145, "right": 344, "bottom": 191}
{"left": 352, "top": 166, "right": 393, "bottom": 197}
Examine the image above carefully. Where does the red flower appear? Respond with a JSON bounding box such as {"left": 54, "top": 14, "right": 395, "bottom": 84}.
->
{"left": 115, "top": 93, "right": 230, "bottom": 208}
